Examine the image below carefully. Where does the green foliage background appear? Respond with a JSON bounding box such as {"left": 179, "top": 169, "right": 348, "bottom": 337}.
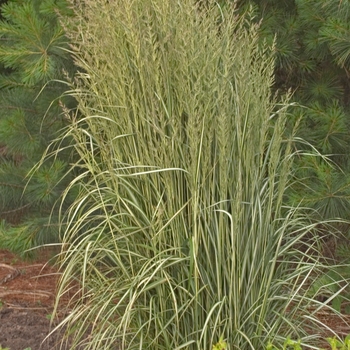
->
{"left": 235, "top": 0, "right": 350, "bottom": 226}
{"left": 0, "top": 0, "right": 76, "bottom": 255}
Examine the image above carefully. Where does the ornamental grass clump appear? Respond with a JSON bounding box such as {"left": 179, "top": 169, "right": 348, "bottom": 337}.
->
{"left": 53, "top": 0, "right": 332, "bottom": 349}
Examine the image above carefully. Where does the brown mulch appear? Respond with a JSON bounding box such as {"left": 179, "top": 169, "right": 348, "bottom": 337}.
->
{"left": 0, "top": 249, "right": 75, "bottom": 350}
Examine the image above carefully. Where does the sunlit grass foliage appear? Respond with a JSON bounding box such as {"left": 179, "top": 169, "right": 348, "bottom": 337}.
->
{"left": 53, "top": 0, "right": 332, "bottom": 349}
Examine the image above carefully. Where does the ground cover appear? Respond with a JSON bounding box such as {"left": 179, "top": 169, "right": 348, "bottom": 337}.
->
{"left": 0, "top": 249, "right": 76, "bottom": 350}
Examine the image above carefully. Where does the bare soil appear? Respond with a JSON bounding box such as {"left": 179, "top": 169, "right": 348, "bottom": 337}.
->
{"left": 0, "top": 249, "right": 350, "bottom": 350}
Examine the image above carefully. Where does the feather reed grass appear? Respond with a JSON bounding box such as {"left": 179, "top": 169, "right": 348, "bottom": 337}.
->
{"left": 51, "top": 0, "right": 339, "bottom": 349}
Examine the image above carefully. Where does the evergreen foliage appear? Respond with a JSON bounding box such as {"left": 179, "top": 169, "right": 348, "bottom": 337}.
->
{"left": 0, "top": 0, "right": 76, "bottom": 256}
{"left": 236, "top": 0, "right": 350, "bottom": 229}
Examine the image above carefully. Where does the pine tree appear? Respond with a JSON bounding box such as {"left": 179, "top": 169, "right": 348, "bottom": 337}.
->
{"left": 0, "top": 0, "right": 76, "bottom": 256}
{"left": 236, "top": 0, "right": 350, "bottom": 225}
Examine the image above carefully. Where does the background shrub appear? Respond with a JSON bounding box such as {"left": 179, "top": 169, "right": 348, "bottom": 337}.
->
{"left": 0, "top": 0, "right": 77, "bottom": 255}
